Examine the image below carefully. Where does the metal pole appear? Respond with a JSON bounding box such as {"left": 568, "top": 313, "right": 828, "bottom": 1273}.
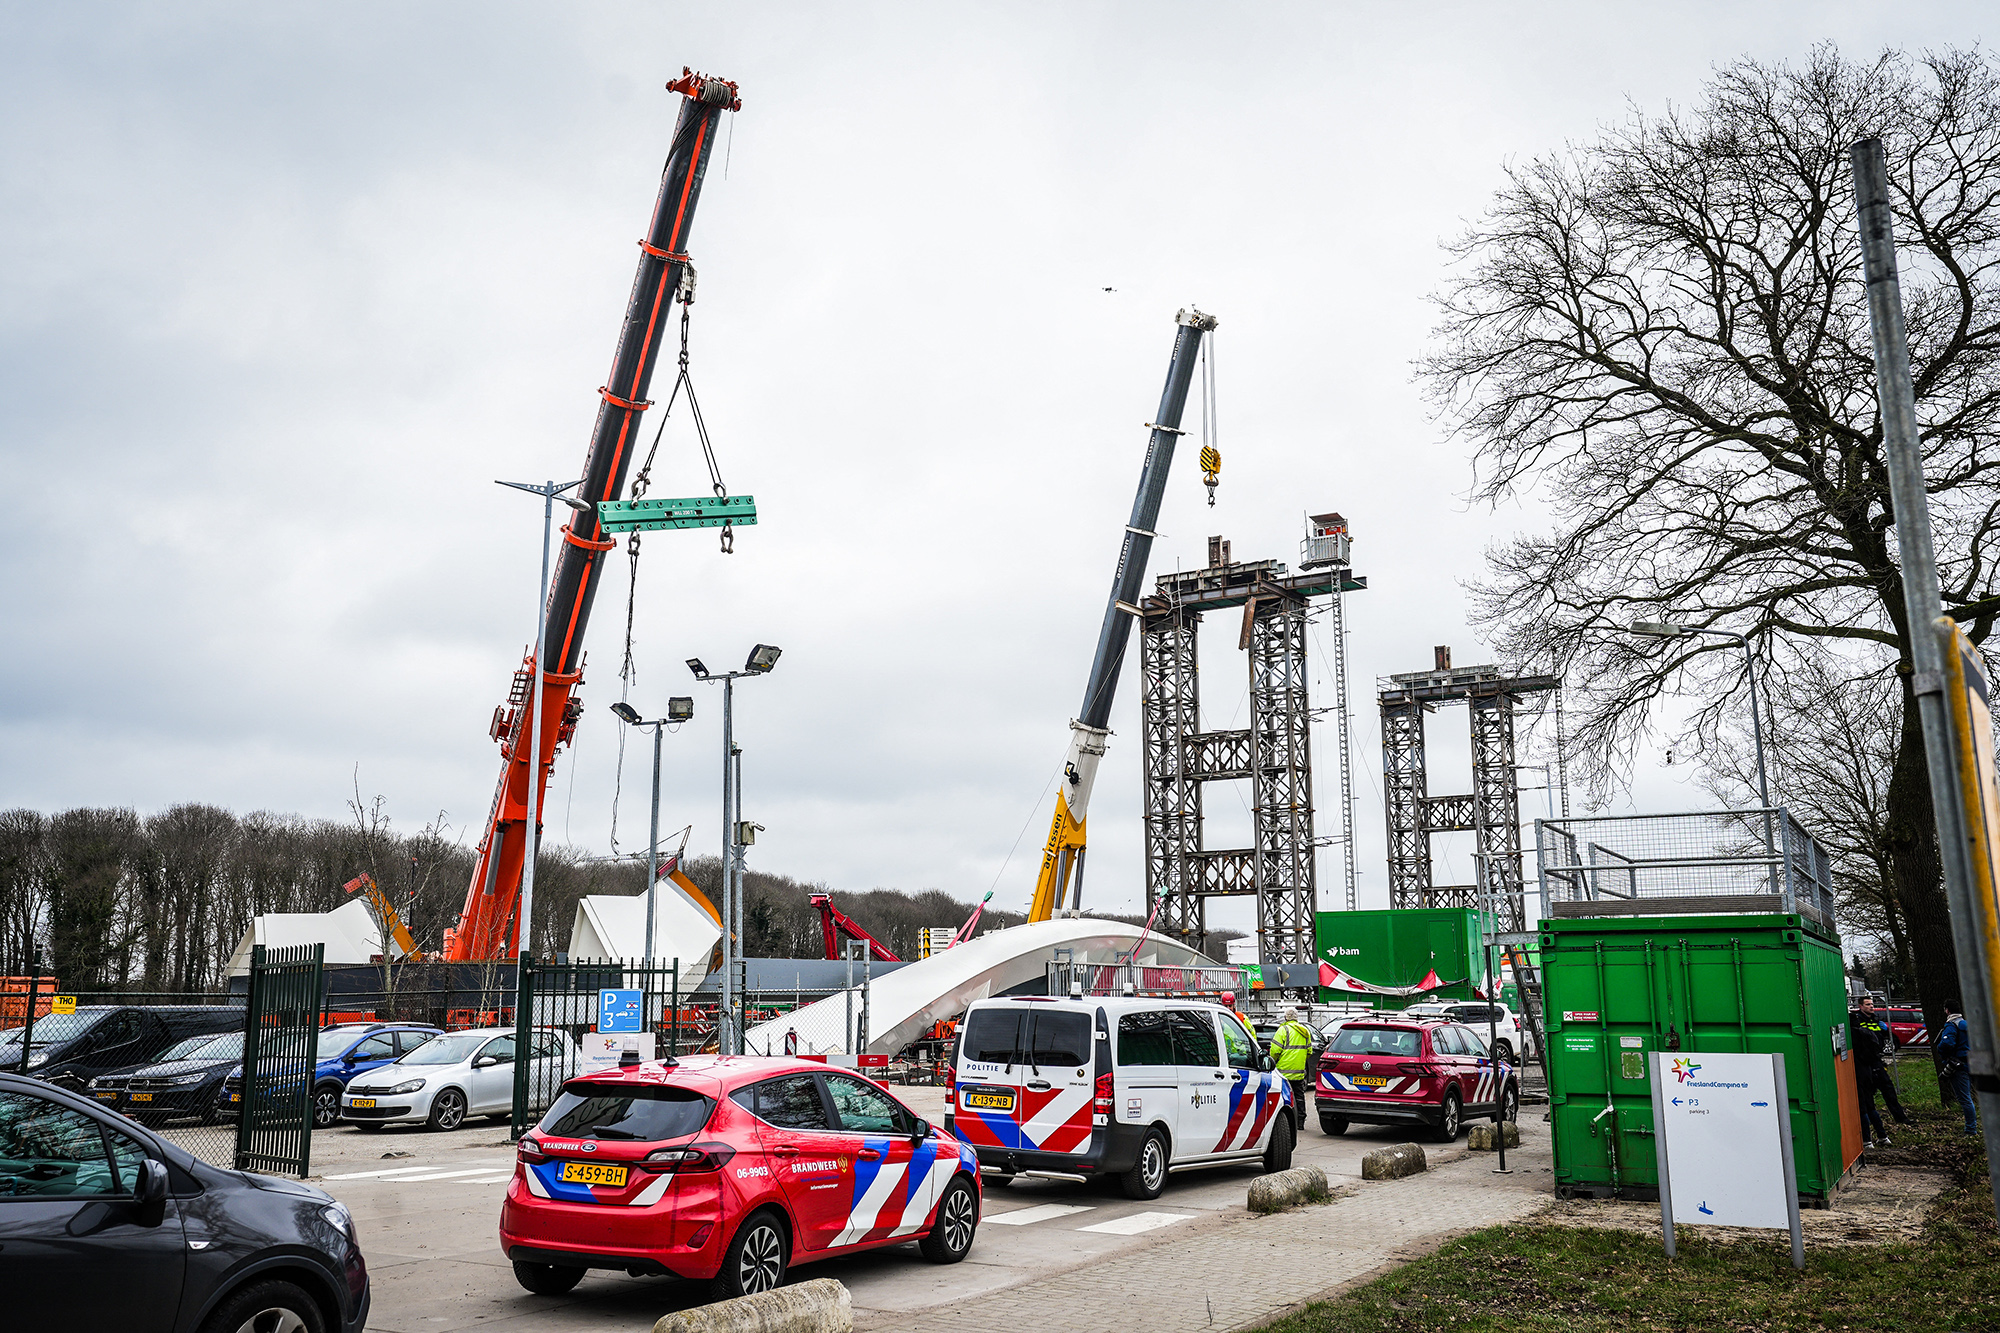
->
{"left": 1853, "top": 136, "right": 2000, "bottom": 1208}
{"left": 645, "top": 721, "right": 662, "bottom": 964}
{"left": 720, "top": 675, "right": 735, "bottom": 1055}
{"left": 17, "top": 954, "right": 39, "bottom": 1075}
{"left": 1738, "top": 632, "right": 1781, "bottom": 901}
{"left": 518, "top": 483, "right": 557, "bottom": 963}
{"left": 732, "top": 742, "right": 745, "bottom": 1033}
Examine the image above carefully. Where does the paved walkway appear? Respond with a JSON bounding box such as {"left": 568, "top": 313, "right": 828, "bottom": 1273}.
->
{"left": 861, "top": 1128, "right": 1555, "bottom": 1333}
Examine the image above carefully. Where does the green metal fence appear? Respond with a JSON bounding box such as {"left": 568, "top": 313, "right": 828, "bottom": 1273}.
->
{"left": 235, "top": 942, "right": 324, "bottom": 1177}
{"left": 511, "top": 957, "right": 680, "bottom": 1138}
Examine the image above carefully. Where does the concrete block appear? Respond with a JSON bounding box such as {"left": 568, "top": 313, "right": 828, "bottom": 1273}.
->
{"left": 1247, "top": 1164, "right": 1331, "bottom": 1213}
{"left": 653, "top": 1278, "right": 852, "bottom": 1333}
{"left": 1359, "top": 1143, "right": 1428, "bottom": 1180}
{"left": 1467, "top": 1121, "right": 1522, "bottom": 1152}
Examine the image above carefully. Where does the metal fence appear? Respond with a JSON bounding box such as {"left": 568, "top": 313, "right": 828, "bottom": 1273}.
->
{"left": 236, "top": 943, "right": 325, "bottom": 1176}
{"left": 1537, "top": 808, "right": 1835, "bottom": 931}
{"left": 510, "top": 957, "right": 682, "bottom": 1137}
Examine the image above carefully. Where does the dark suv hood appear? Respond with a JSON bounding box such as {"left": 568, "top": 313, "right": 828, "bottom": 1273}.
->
{"left": 132, "top": 1056, "right": 239, "bottom": 1078}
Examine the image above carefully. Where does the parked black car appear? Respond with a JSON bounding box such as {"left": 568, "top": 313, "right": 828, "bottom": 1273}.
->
{"left": 88, "top": 1031, "right": 245, "bottom": 1125}
{"left": 0, "top": 1070, "right": 368, "bottom": 1332}
{"left": 0, "top": 1005, "right": 243, "bottom": 1090}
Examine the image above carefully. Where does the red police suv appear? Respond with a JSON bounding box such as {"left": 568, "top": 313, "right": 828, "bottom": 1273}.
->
{"left": 1314, "top": 1017, "right": 1518, "bottom": 1142}
{"left": 499, "top": 1055, "right": 982, "bottom": 1299}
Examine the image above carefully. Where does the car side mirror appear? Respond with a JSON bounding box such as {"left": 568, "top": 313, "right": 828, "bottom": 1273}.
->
{"left": 473, "top": 1055, "right": 496, "bottom": 1068}
{"left": 910, "top": 1118, "right": 931, "bottom": 1142}
{"left": 341, "top": 1054, "right": 356, "bottom": 1066}
{"left": 1259, "top": 1055, "right": 1276, "bottom": 1073}
{"left": 134, "top": 1158, "right": 168, "bottom": 1227}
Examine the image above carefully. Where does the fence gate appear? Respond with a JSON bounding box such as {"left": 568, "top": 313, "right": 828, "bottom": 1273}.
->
{"left": 236, "top": 942, "right": 324, "bottom": 1177}
{"left": 512, "top": 957, "right": 681, "bottom": 1138}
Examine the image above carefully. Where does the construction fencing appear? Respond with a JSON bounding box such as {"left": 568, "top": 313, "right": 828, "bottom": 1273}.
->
{"left": 1536, "top": 808, "right": 1835, "bottom": 932}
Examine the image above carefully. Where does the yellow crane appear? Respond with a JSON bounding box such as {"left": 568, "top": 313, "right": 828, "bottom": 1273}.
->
{"left": 343, "top": 873, "right": 424, "bottom": 961}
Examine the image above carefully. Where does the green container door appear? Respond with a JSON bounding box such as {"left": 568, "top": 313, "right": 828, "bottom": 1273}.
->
{"left": 1541, "top": 914, "right": 1857, "bottom": 1203}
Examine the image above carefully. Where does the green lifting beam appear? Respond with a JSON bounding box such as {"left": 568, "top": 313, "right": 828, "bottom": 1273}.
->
{"left": 596, "top": 494, "right": 758, "bottom": 533}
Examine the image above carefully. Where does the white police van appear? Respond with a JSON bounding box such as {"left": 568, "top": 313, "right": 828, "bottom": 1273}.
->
{"left": 945, "top": 995, "right": 1294, "bottom": 1199}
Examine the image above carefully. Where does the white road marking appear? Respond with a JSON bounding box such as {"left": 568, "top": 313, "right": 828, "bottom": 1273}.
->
{"left": 985, "top": 1203, "right": 1097, "bottom": 1226}
{"left": 1077, "top": 1211, "right": 1195, "bottom": 1236}
{"left": 323, "top": 1163, "right": 510, "bottom": 1180}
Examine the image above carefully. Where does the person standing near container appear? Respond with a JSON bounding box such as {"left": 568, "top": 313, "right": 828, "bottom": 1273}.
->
{"left": 1848, "top": 995, "right": 1909, "bottom": 1146}
{"left": 1269, "top": 1007, "right": 1314, "bottom": 1132}
{"left": 1935, "top": 1003, "right": 1980, "bottom": 1137}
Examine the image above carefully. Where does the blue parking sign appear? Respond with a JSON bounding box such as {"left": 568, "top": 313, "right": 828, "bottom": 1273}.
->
{"left": 599, "top": 989, "right": 643, "bottom": 1034}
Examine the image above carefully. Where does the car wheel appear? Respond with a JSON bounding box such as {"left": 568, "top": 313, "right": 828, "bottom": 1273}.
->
{"left": 1320, "top": 1115, "right": 1349, "bottom": 1136}
{"left": 1492, "top": 1040, "right": 1515, "bottom": 1066}
{"left": 919, "top": 1175, "right": 979, "bottom": 1263}
{"left": 1262, "top": 1111, "right": 1295, "bottom": 1173}
{"left": 1433, "top": 1089, "right": 1462, "bottom": 1143}
{"left": 311, "top": 1084, "right": 343, "bottom": 1130}
{"left": 198, "top": 1278, "right": 326, "bottom": 1333}
{"left": 1120, "top": 1129, "right": 1169, "bottom": 1201}
{"left": 712, "top": 1209, "right": 788, "bottom": 1300}
{"left": 1497, "top": 1080, "right": 1520, "bottom": 1125}
{"left": 427, "top": 1088, "right": 467, "bottom": 1132}
{"left": 512, "top": 1261, "right": 585, "bottom": 1296}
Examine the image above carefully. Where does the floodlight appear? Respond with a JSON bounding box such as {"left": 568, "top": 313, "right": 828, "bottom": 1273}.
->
{"left": 610, "top": 702, "right": 642, "bottom": 725}
{"left": 686, "top": 658, "right": 709, "bottom": 678}
{"left": 667, "top": 696, "right": 695, "bottom": 722}
{"left": 745, "top": 644, "right": 782, "bottom": 673}
{"left": 1629, "top": 621, "right": 1688, "bottom": 638}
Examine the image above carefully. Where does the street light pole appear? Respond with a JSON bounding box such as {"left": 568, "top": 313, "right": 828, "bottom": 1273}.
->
{"left": 496, "top": 478, "right": 584, "bottom": 962}
{"left": 611, "top": 698, "right": 696, "bottom": 968}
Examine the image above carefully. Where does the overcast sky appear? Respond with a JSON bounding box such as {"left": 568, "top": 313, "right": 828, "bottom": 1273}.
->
{"left": 3, "top": 4, "right": 1987, "bottom": 934}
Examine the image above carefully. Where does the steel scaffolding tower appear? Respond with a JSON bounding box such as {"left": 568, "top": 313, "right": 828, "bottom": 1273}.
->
{"left": 1301, "top": 514, "right": 1357, "bottom": 910}
{"left": 1377, "top": 652, "right": 1559, "bottom": 932}
{"left": 1140, "top": 533, "right": 1366, "bottom": 978}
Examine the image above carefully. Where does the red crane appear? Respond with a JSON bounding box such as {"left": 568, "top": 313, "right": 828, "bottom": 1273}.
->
{"left": 444, "top": 69, "right": 741, "bottom": 961}
{"left": 810, "top": 893, "right": 901, "bottom": 964}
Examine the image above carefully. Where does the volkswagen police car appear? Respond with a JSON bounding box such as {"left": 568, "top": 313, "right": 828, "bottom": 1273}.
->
{"left": 1315, "top": 1017, "right": 1519, "bottom": 1141}
{"left": 499, "top": 1054, "right": 981, "bottom": 1300}
{"left": 947, "top": 995, "right": 1295, "bottom": 1199}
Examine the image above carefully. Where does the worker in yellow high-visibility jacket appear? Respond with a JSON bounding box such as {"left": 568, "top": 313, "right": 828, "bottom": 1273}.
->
{"left": 1269, "top": 1007, "right": 1315, "bottom": 1132}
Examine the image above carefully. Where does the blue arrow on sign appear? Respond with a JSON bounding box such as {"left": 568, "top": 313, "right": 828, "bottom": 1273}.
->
{"left": 1698, "top": 1202, "right": 1714, "bottom": 1216}
{"left": 1671, "top": 1097, "right": 1683, "bottom": 1106}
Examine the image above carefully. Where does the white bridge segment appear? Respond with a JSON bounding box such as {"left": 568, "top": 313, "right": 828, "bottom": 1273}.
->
{"left": 742, "top": 918, "right": 1222, "bottom": 1057}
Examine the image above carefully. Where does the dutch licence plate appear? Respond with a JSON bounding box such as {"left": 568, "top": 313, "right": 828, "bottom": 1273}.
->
{"left": 559, "top": 1161, "right": 628, "bottom": 1188}
{"left": 1353, "top": 1076, "right": 1387, "bottom": 1088}
{"left": 95, "top": 1091, "right": 118, "bottom": 1100}
{"left": 962, "top": 1090, "right": 1015, "bottom": 1111}
{"left": 349, "top": 1098, "right": 376, "bottom": 1109}
{"left": 129, "top": 1092, "right": 154, "bottom": 1102}
{"left": 228, "top": 1093, "right": 241, "bottom": 1103}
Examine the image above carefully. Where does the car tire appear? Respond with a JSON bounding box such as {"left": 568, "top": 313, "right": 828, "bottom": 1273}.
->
{"left": 427, "top": 1088, "right": 467, "bottom": 1132}
{"left": 1497, "top": 1080, "right": 1520, "bottom": 1124}
{"left": 197, "top": 1279, "right": 326, "bottom": 1333}
{"left": 712, "top": 1209, "right": 788, "bottom": 1300}
{"left": 1120, "top": 1129, "right": 1169, "bottom": 1201}
{"left": 312, "top": 1083, "right": 343, "bottom": 1130}
{"left": 1492, "top": 1040, "right": 1515, "bottom": 1066}
{"left": 919, "top": 1175, "right": 979, "bottom": 1264}
{"left": 1262, "top": 1111, "right": 1295, "bottom": 1173}
{"left": 1320, "top": 1114, "right": 1349, "bottom": 1136}
{"left": 512, "top": 1260, "right": 586, "bottom": 1295}
{"left": 1432, "top": 1089, "right": 1463, "bottom": 1143}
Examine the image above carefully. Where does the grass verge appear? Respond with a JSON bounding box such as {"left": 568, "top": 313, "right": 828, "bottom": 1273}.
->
{"left": 1259, "top": 1071, "right": 1996, "bottom": 1333}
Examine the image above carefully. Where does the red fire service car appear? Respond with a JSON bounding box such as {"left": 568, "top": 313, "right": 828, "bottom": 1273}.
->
{"left": 1314, "top": 1017, "right": 1518, "bottom": 1142}
{"left": 499, "top": 1054, "right": 982, "bottom": 1299}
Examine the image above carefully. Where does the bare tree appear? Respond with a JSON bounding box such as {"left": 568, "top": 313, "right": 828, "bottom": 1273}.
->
{"left": 1423, "top": 46, "right": 2000, "bottom": 1032}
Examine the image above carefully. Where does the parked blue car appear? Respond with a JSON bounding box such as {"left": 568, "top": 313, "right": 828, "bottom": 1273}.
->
{"left": 217, "top": 1023, "right": 443, "bottom": 1129}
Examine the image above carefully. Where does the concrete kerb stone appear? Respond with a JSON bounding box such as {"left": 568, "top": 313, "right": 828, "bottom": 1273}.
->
{"left": 653, "top": 1278, "right": 852, "bottom": 1333}
{"left": 1247, "top": 1164, "right": 1331, "bottom": 1213}
{"left": 1359, "top": 1143, "right": 1427, "bottom": 1180}
{"left": 1467, "top": 1122, "right": 1521, "bottom": 1152}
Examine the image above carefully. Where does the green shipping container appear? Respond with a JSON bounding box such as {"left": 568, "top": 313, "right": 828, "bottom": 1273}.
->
{"left": 1541, "top": 914, "right": 1860, "bottom": 1204}
{"left": 1315, "top": 909, "right": 1494, "bottom": 1008}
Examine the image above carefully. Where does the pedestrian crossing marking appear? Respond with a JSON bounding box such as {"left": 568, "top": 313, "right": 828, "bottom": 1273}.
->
{"left": 1077, "top": 1211, "right": 1195, "bottom": 1235}
{"left": 324, "top": 1162, "right": 511, "bottom": 1180}
{"left": 985, "top": 1203, "right": 1097, "bottom": 1226}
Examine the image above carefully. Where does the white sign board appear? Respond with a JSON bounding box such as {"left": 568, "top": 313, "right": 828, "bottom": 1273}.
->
{"left": 579, "top": 1031, "right": 655, "bottom": 1077}
{"left": 1650, "top": 1051, "right": 1803, "bottom": 1266}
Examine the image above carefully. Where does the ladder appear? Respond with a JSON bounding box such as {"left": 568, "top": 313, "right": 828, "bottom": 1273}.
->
{"left": 1500, "top": 940, "right": 1551, "bottom": 1090}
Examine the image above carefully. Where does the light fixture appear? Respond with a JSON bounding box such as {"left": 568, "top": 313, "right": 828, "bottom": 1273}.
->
{"left": 745, "top": 643, "right": 782, "bottom": 673}
{"left": 610, "top": 702, "right": 642, "bottom": 725}
{"left": 1629, "top": 621, "right": 1687, "bottom": 637}
{"left": 561, "top": 496, "right": 595, "bottom": 514}
{"left": 686, "top": 658, "right": 709, "bottom": 678}
{"left": 668, "top": 697, "right": 695, "bottom": 722}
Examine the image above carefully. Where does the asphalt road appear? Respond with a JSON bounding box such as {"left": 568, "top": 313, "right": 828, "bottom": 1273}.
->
{"left": 314, "top": 1085, "right": 1544, "bottom": 1332}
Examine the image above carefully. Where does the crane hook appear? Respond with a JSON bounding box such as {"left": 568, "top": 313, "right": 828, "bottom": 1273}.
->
{"left": 1199, "top": 445, "right": 1221, "bottom": 507}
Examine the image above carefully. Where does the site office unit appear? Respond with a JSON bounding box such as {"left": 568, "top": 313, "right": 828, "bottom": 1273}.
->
{"left": 1314, "top": 908, "right": 1494, "bottom": 1007}
{"left": 946, "top": 996, "right": 1292, "bottom": 1197}
{"left": 1542, "top": 914, "right": 1862, "bottom": 1204}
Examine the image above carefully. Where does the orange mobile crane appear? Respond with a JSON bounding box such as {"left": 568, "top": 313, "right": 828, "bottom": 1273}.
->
{"left": 443, "top": 70, "right": 742, "bottom": 960}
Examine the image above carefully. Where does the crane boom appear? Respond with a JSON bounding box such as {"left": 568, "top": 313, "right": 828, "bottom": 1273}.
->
{"left": 444, "top": 69, "right": 742, "bottom": 961}
{"left": 1026, "top": 308, "right": 1216, "bottom": 922}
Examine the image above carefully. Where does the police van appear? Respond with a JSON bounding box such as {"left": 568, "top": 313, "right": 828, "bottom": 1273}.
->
{"left": 944, "top": 995, "right": 1294, "bottom": 1200}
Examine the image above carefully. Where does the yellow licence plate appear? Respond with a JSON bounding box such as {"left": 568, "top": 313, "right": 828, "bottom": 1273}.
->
{"left": 349, "top": 1098, "right": 376, "bottom": 1109}
{"left": 129, "top": 1092, "right": 154, "bottom": 1102}
{"left": 1353, "top": 1077, "right": 1388, "bottom": 1088}
{"left": 95, "top": 1091, "right": 118, "bottom": 1100}
{"left": 962, "top": 1090, "right": 1015, "bottom": 1111}
{"left": 559, "top": 1161, "right": 629, "bottom": 1188}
